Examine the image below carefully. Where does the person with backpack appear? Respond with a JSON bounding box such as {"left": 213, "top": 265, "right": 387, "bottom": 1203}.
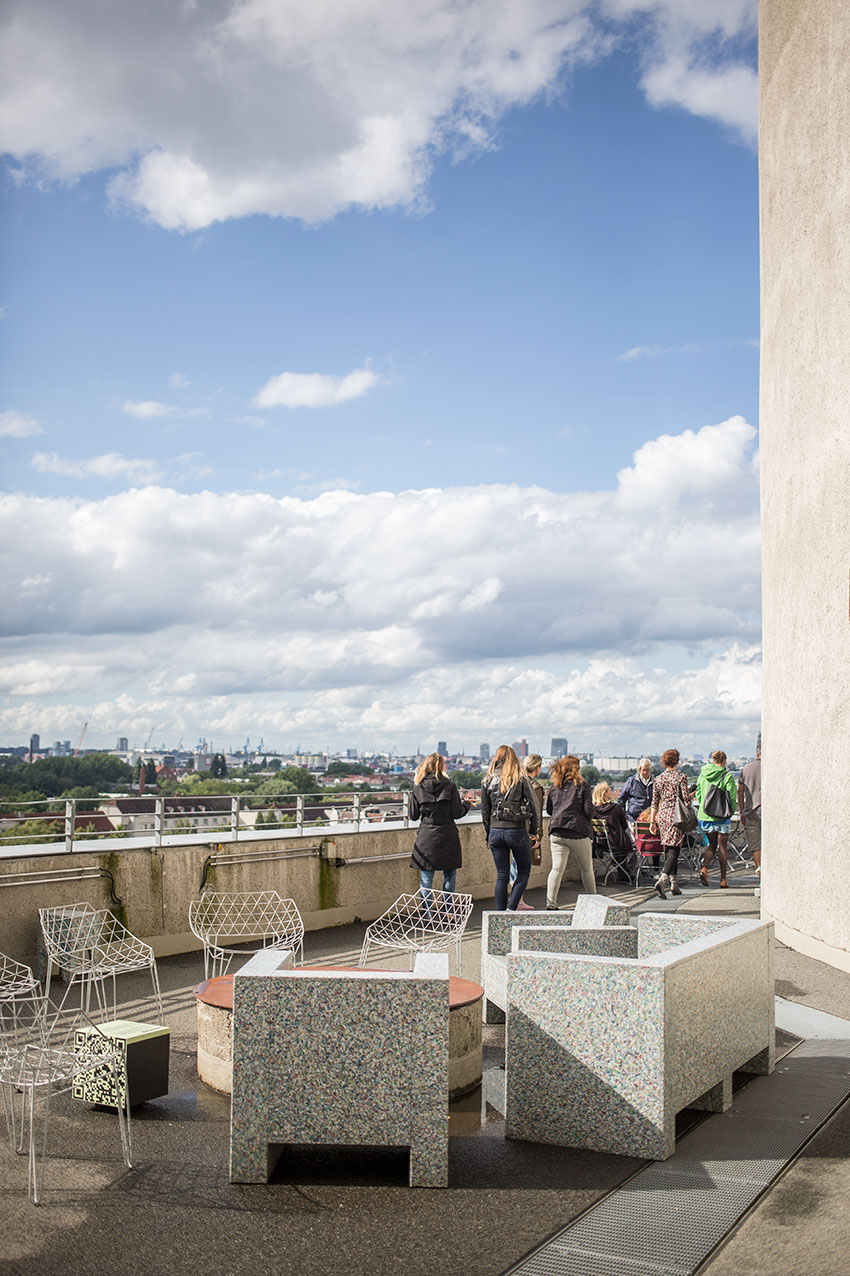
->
{"left": 545, "top": 755, "right": 596, "bottom": 908}
{"left": 409, "top": 752, "right": 470, "bottom": 901}
{"left": 481, "top": 745, "right": 540, "bottom": 911}
{"left": 696, "top": 749, "right": 737, "bottom": 888}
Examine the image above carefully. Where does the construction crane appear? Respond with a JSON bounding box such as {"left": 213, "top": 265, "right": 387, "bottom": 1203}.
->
{"left": 143, "top": 725, "right": 155, "bottom": 751}
{"left": 73, "top": 722, "right": 88, "bottom": 756}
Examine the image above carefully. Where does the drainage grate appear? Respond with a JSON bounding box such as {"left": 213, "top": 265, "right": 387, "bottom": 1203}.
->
{"left": 504, "top": 1039, "right": 850, "bottom": 1276}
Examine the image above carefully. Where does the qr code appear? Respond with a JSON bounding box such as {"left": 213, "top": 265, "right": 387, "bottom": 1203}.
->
{"left": 73, "top": 1029, "right": 127, "bottom": 1105}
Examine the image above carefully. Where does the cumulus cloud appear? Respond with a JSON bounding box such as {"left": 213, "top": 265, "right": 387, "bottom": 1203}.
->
{"left": 120, "top": 399, "right": 177, "bottom": 419}
{"left": 253, "top": 367, "right": 381, "bottom": 409}
{"left": 0, "top": 410, "right": 42, "bottom": 438}
{"left": 0, "top": 1, "right": 757, "bottom": 231}
{"left": 30, "top": 451, "right": 163, "bottom": 482}
{"left": 1, "top": 416, "right": 761, "bottom": 747}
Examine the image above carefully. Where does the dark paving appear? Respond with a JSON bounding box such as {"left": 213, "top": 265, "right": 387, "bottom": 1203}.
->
{"left": 2, "top": 876, "right": 849, "bottom": 1276}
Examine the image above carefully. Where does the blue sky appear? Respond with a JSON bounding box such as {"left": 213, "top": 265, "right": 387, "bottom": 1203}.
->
{"left": 0, "top": 1, "right": 762, "bottom": 757}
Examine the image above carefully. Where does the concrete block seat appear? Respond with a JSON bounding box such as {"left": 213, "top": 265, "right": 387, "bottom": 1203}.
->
{"left": 230, "top": 950, "right": 450, "bottom": 1187}
{"left": 482, "top": 895, "right": 631, "bottom": 1023}
{"left": 504, "top": 912, "right": 775, "bottom": 1160}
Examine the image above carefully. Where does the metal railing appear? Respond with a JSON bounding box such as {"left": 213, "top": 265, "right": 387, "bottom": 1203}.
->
{"left": 0, "top": 789, "right": 474, "bottom": 855}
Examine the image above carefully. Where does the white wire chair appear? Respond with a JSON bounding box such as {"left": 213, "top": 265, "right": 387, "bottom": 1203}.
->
{"left": 0, "top": 951, "right": 38, "bottom": 1001}
{"left": 358, "top": 890, "right": 473, "bottom": 975}
{"left": 0, "top": 991, "right": 132, "bottom": 1203}
{"left": 38, "top": 903, "right": 163, "bottom": 1024}
{"left": 188, "top": 890, "right": 305, "bottom": 979}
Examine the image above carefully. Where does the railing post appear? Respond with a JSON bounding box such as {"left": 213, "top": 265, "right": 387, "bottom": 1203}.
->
{"left": 155, "top": 796, "right": 164, "bottom": 847}
{"left": 296, "top": 794, "right": 304, "bottom": 836}
{"left": 65, "top": 799, "right": 75, "bottom": 852}
{"left": 353, "top": 792, "right": 361, "bottom": 831}
{"left": 402, "top": 791, "right": 410, "bottom": 829}
{"left": 231, "top": 795, "right": 240, "bottom": 842}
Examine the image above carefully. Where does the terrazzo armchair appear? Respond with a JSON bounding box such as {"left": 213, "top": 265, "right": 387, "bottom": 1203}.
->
{"left": 504, "top": 913, "right": 775, "bottom": 1161}
{"left": 230, "top": 949, "right": 450, "bottom": 1187}
{"left": 481, "top": 894, "right": 631, "bottom": 1023}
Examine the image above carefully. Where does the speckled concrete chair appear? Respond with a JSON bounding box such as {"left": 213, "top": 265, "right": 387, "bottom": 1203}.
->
{"left": 230, "top": 949, "right": 450, "bottom": 1187}
{"left": 504, "top": 913, "right": 775, "bottom": 1160}
{"left": 481, "top": 894, "right": 631, "bottom": 1023}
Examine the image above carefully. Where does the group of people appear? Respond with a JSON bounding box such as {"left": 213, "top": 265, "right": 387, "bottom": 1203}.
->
{"left": 407, "top": 744, "right": 762, "bottom": 911}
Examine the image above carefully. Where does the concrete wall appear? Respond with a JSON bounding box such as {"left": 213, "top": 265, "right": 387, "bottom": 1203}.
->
{"left": 759, "top": 1, "right": 850, "bottom": 971}
{"left": 0, "top": 818, "right": 564, "bottom": 967}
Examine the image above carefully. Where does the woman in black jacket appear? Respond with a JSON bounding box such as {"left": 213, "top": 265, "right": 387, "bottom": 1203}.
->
{"left": 481, "top": 744, "right": 540, "bottom": 911}
{"left": 592, "top": 781, "right": 634, "bottom": 884}
{"left": 545, "top": 754, "right": 596, "bottom": 908}
{"left": 409, "top": 752, "right": 470, "bottom": 898}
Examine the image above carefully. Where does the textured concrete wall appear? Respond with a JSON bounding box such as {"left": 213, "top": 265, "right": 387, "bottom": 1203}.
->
{"left": 760, "top": 0, "right": 850, "bottom": 970}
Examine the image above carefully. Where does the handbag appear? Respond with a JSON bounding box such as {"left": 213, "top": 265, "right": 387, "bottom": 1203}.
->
{"left": 672, "top": 789, "right": 698, "bottom": 832}
{"left": 703, "top": 783, "right": 732, "bottom": 820}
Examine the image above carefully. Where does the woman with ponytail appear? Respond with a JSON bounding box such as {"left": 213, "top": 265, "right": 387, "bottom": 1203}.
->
{"left": 545, "top": 754, "right": 596, "bottom": 908}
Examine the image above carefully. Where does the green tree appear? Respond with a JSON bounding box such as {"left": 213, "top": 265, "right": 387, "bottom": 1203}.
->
{"left": 580, "top": 764, "right": 602, "bottom": 786}
{"left": 209, "top": 753, "right": 228, "bottom": 778}
{"left": 449, "top": 769, "right": 484, "bottom": 787}
{"left": 0, "top": 753, "right": 133, "bottom": 801}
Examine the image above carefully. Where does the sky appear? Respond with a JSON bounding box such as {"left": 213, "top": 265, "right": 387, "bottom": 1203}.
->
{"left": 0, "top": 0, "right": 761, "bottom": 759}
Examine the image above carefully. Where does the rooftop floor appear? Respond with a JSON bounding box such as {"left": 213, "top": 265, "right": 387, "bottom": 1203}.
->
{"left": 3, "top": 871, "right": 849, "bottom": 1276}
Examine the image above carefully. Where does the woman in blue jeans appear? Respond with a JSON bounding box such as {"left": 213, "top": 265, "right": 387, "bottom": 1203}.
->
{"left": 481, "top": 745, "right": 541, "bottom": 910}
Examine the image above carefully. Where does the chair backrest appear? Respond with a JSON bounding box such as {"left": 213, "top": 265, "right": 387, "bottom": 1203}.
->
{"left": 0, "top": 951, "right": 37, "bottom": 998}
{"left": 591, "top": 818, "right": 611, "bottom": 850}
{"left": 189, "top": 890, "right": 303, "bottom": 945}
{"left": 572, "top": 895, "right": 631, "bottom": 929}
{"left": 38, "top": 903, "right": 105, "bottom": 969}
{"left": 373, "top": 891, "right": 473, "bottom": 940}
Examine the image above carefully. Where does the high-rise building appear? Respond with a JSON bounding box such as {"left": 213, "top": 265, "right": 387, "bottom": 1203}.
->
{"left": 117, "top": 736, "right": 129, "bottom": 752}
{"left": 550, "top": 737, "right": 569, "bottom": 757}
{"left": 512, "top": 738, "right": 528, "bottom": 758}
{"left": 480, "top": 743, "right": 490, "bottom": 763}
{"left": 437, "top": 741, "right": 448, "bottom": 757}
{"left": 30, "top": 733, "right": 40, "bottom": 753}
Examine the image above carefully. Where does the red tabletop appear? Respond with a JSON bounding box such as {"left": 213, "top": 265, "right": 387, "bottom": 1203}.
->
{"left": 193, "top": 967, "right": 483, "bottom": 1011}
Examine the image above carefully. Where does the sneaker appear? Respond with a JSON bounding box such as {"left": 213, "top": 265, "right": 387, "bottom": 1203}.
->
{"left": 546, "top": 903, "right": 562, "bottom": 911}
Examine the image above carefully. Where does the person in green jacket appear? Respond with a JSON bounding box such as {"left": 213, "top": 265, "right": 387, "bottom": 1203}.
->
{"left": 696, "top": 750, "right": 738, "bottom": 888}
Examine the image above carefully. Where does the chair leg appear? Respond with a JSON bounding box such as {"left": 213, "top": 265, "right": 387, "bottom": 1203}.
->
{"left": 28, "top": 1081, "right": 50, "bottom": 1205}
{"left": 111, "top": 1058, "right": 133, "bottom": 1168}
{"left": 358, "top": 937, "right": 371, "bottom": 968}
{"left": 150, "top": 963, "right": 164, "bottom": 1024}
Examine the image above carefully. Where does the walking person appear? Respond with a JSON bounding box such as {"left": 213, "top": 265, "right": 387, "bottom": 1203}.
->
{"left": 508, "top": 754, "right": 545, "bottom": 909}
{"left": 738, "top": 744, "right": 761, "bottom": 877}
{"left": 545, "top": 755, "right": 595, "bottom": 908}
{"left": 481, "top": 745, "right": 540, "bottom": 911}
{"left": 649, "top": 748, "right": 692, "bottom": 898}
{"left": 409, "top": 752, "right": 469, "bottom": 903}
{"left": 697, "top": 750, "right": 737, "bottom": 888}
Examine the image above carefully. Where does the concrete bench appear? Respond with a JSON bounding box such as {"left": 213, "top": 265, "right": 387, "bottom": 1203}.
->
{"left": 230, "top": 949, "right": 449, "bottom": 1187}
{"left": 504, "top": 912, "right": 775, "bottom": 1160}
{"left": 482, "top": 895, "right": 631, "bottom": 1022}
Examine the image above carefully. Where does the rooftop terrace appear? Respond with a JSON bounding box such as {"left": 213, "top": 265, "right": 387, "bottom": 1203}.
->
{"left": 2, "top": 868, "right": 849, "bottom": 1276}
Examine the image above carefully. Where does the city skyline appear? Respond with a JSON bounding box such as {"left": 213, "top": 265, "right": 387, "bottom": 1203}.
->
{"left": 1, "top": 2, "right": 760, "bottom": 755}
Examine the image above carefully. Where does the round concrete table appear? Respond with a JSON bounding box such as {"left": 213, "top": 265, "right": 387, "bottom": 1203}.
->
{"left": 193, "top": 967, "right": 483, "bottom": 1100}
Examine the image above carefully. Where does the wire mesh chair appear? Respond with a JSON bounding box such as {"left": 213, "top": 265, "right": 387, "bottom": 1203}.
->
{"left": 188, "top": 890, "right": 305, "bottom": 979}
{"left": 0, "top": 991, "right": 132, "bottom": 1203}
{"left": 590, "top": 819, "right": 623, "bottom": 887}
{"left": 358, "top": 891, "right": 473, "bottom": 975}
{"left": 38, "top": 903, "right": 163, "bottom": 1024}
{"left": 0, "top": 952, "right": 38, "bottom": 1002}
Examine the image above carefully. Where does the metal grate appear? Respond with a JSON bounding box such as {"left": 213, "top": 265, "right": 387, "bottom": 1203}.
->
{"left": 504, "top": 1038, "right": 850, "bottom": 1276}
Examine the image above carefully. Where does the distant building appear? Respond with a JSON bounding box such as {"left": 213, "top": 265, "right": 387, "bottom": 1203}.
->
{"left": 437, "top": 741, "right": 447, "bottom": 757}
{"left": 593, "top": 756, "right": 641, "bottom": 773}
{"left": 479, "top": 743, "right": 490, "bottom": 763}
{"left": 117, "top": 736, "right": 129, "bottom": 752}
{"left": 511, "top": 738, "right": 529, "bottom": 758}
{"left": 550, "top": 737, "right": 569, "bottom": 757}
{"left": 29, "top": 734, "right": 40, "bottom": 756}
{"left": 345, "top": 748, "right": 358, "bottom": 758}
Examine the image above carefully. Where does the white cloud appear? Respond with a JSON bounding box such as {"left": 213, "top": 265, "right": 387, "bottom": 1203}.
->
{"left": 30, "top": 451, "right": 163, "bottom": 482}
{"left": 616, "top": 342, "right": 698, "bottom": 361}
{"left": 121, "top": 399, "right": 176, "bottom": 419}
{"left": 168, "top": 372, "right": 191, "bottom": 389}
{"left": 253, "top": 366, "right": 380, "bottom": 409}
{"left": 2, "top": 416, "right": 761, "bottom": 748}
{"left": 0, "top": 410, "right": 42, "bottom": 438}
{"left": 0, "top": 1, "right": 756, "bottom": 231}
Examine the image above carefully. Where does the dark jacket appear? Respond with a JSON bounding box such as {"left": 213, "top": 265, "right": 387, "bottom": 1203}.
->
{"left": 618, "top": 773, "right": 654, "bottom": 822}
{"left": 546, "top": 781, "right": 594, "bottom": 838}
{"left": 481, "top": 771, "right": 541, "bottom": 840}
{"left": 592, "top": 800, "right": 633, "bottom": 852}
{"left": 409, "top": 775, "right": 470, "bottom": 872}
